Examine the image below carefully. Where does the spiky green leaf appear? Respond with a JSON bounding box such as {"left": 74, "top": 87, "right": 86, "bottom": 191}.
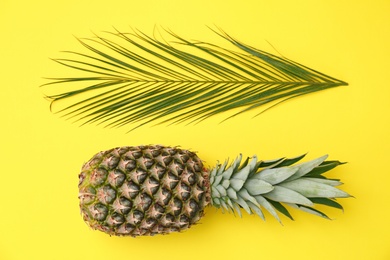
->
{"left": 209, "top": 152, "right": 350, "bottom": 223}
{"left": 267, "top": 200, "right": 294, "bottom": 221}
{"left": 310, "top": 198, "right": 344, "bottom": 210}
{"left": 244, "top": 179, "right": 274, "bottom": 195}
{"left": 306, "top": 160, "right": 345, "bottom": 177}
{"left": 286, "top": 155, "right": 328, "bottom": 181}
{"left": 43, "top": 28, "right": 347, "bottom": 130}
{"left": 255, "top": 195, "right": 281, "bottom": 223}
{"left": 255, "top": 166, "right": 298, "bottom": 185}
{"left": 264, "top": 186, "right": 313, "bottom": 206}
{"left": 280, "top": 179, "right": 350, "bottom": 198}
{"left": 247, "top": 201, "right": 265, "bottom": 221}
{"left": 287, "top": 204, "right": 331, "bottom": 219}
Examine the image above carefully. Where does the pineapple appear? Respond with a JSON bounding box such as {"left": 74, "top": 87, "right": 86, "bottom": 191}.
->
{"left": 78, "top": 145, "right": 350, "bottom": 237}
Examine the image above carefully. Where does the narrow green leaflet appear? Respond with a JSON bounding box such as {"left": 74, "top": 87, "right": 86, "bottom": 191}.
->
{"left": 267, "top": 200, "right": 294, "bottom": 220}
{"left": 309, "top": 198, "right": 344, "bottom": 210}
{"left": 43, "top": 28, "right": 347, "bottom": 130}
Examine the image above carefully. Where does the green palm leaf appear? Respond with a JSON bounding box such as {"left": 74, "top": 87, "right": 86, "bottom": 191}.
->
{"left": 43, "top": 28, "right": 347, "bottom": 131}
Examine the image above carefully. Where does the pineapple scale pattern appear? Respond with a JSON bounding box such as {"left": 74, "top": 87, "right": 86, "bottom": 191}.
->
{"left": 78, "top": 145, "right": 210, "bottom": 237}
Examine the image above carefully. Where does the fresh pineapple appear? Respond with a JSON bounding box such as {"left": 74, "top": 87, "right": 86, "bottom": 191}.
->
{"left": 78, "top": 145, "right": 350, "bottom": 237}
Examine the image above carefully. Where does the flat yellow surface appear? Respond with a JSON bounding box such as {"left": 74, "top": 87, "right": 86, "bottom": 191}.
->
{"left": 1, "top": 1, "right": 389, "bottom": 259}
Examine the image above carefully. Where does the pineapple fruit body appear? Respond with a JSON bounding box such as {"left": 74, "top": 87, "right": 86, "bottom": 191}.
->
{"left": 78, "top": 145, "right": 210, "bottom": 236}
{"left": 79, "top": 145, "right": 350, "bottom": 237}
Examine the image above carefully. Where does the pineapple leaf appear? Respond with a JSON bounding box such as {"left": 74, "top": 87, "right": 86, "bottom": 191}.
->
{"left": 210, "top": 152, "right": 349, "bottom": 223}
{"left": 274, "top": 154, "right": 307, "bottom": 167}
{"left": 244, "top": 179, "right": 274, "bottom": 195}
{"left": 305, "top": 160, "right": 346, "bottom": 177}
{"left": 280, "top": 178, "right": 350, "bottom": 198}
{"left": 257, "top": 157, "right": 285, "bottom": 168}
{"left": 255, "top": 166, "right": 298, "bottom": 185}
{"left": 264, "top": 186, "right": 313, "bottom": 206}
{"left": 303, "top": 177, "right": 343, "bottom": 187}
{"left": 247, "top": 201, "right": 265, "bottom": 221}
{"left": 267, "top": 200, "right": 294, "bottom": 221}
{"left": 43, "top": 28, "right": 347, "bottom": 130}
{"left": 310, "top": 198, "right": 344, "bottom": 210}
{"left": 255, "top": 195, "right": 281, "bottom": 223}
{"left": 237, "top": 156, "right": 250, "bottom": 171}
{"left": 294, "top": 205, "right": 331, "bottom": 220}
{"left": 285, "top": 155, "right": 328, "bottom": 181}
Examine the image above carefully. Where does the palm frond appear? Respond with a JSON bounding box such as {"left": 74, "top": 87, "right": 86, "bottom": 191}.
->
{"left": 43, "top": 28, "right": 347, "bottom": 131}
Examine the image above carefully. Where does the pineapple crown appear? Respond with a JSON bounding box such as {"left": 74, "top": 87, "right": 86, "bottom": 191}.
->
{"left": 209, "top": 154, "right": 350, "bottom": 222}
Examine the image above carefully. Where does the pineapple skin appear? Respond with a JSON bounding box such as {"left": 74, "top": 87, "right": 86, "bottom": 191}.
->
{"left": 78, "top": 145, "right": 211, "bottom": 237}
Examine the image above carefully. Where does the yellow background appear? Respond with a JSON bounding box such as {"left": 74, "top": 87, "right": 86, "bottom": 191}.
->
{"left": 1, "top": 0, "right": 389, "bottom": 259}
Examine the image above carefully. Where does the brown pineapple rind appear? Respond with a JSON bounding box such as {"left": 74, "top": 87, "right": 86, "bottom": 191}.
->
{"left": 78, "top": 145, "right": 210, "bottom": 237}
